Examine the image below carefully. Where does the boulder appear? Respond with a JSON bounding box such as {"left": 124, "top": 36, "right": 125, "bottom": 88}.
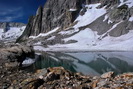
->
{"left": 0, "top": 45, "right": 35, "bottom": 66}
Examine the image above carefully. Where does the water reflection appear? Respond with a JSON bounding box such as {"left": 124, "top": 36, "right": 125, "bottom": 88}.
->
{"left": 23, "top": 52, "right": 133, "bottom": 76}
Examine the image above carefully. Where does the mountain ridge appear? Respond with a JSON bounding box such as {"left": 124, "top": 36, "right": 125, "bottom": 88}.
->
{"left": 0, "top": 22, "right": 26, "bottom": 42}
{"left": 17, "top": 0, "right": 133, "bottom": 51}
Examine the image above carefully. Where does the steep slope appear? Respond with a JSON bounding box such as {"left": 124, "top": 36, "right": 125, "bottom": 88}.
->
{"left": 0, "top": 22, "right": 26, "bottom": 42}
{"left": 18, "top": 0, "right": 133, "bottom": 51}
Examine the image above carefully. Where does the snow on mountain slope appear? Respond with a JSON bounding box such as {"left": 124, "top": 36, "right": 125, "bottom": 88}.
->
{"left": 34, "top": 29, "right": 133, "bottom": 51}
{"left": 29, "top": 27, "right": 59, "bottom": 39}
{"left": 74, "top": 3, "right": 106, "bottom": 28}
{"left": 0, "top": 26, "right": 26, "bottom": 41}
{"left": 30, "top": 2, "right": 133, "bottom": 51}
{"left": 64, "top": 28, "right": 98, "bottom": 46}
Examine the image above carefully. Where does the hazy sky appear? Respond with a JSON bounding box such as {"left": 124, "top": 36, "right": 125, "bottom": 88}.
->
{"left": 0, "top": 0, "right": 46, "bottom": 23}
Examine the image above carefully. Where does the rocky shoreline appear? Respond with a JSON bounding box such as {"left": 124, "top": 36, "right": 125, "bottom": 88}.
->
{"left": 1, "top": 66, "right": 133, "bottom": 89}
{"left": 0, "top": 45, "right": 133, "bottom": 89}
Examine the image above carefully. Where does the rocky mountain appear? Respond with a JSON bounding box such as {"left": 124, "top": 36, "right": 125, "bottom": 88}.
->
{"left": 18, "top": 0, "right": 133, "bottom": 51}
{"left": 0, "top": 22, "right": 26, "bottom": 42}
{"left": 0, "top": 22, "right": 25, "bottom": 32}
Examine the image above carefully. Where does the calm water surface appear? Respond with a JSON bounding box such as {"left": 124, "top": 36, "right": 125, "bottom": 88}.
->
{"left": 22, "top": 51, "right": 133, "bottom": 76}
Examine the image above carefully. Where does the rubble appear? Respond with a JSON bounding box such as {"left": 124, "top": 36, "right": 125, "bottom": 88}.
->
{"left": 1, "top": 67, "right": 132, "bottom": 89}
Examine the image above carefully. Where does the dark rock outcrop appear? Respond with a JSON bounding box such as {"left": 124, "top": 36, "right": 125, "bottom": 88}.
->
{"left": 22, "top": 6, "right": 43, "bottom": 37}
{"left": 16, "top": 6, "right": 43, "bottom": 42}
{"left": 109, "top": 4, "right": 130, "bottom": 22}
{"left": 0, "top": 45, "right": 35, "bottom": 66}
{"left": 16, "top": 16, "right": 35, "bottom": 42}
{"left": 41, "top": 0, "right": 83, "bottom": 33}
{"left": 17, "top": 0, "right": 89, "bottom": 42}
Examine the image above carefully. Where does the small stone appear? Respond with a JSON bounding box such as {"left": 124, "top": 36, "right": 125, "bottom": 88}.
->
{"left": 8, "top": 86, "right": 14, "bottom": 89}
{"left": 101, "top": 72, "right": 114, "bottom": 78}
{"left": 39, "top": 75, "right": 43, "bottom": 79}
{"left": 91, "top": 80, "right": 99, "bottom": 88}
{"left": 0, "top": 66, "right": 2, "bottom": 68}
{"left": 1, "top": 75, "right": 4, "bottom": 78}
{"left": 5, "top": 62, "right": 18, "bottom": 68}
{"left": 93, "top": 76, "right": 99, "bottom": 80}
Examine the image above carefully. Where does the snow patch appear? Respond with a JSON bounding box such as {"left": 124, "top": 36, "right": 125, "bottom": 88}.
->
{"left": 119, "top": 0, "right": 133, "bottom": 8}
{"left": 22, "top": 57, "right": 35, "bottom": 65}
{"left": 64, "top": 28, "right": 98, "bottom": 45}
{"left": 69, "top": 9, "right": 77, "bottom": 11}
{"left": 29, "top": 27, "right": 59, "bottom": 39}
{"left": 35, "top": 52, "right": 42, "bottom": 55}
{"left": 34, "top": 42, "right": 42, "bottom": 45}
{"left": 129, "top": 16, "right": 133, "bottom": 21}
{"left": 47, "top": 36, "right": 56, "bottom": 41}
{"left": 74, "top": 3, "right": 106, "bottom": 28}
{"left": 0, "top": 26, "right": 26, "bottom": 40}
{"left": 34, "top": 46, "right": 48, "bottom": 51}
{"left": 108, "top": 19, "right": 113, "bottom": 24}
{"left": 103, "top": 15, "right": 108, "bottom": 22}
{"left": 59, "top": 28, "right": 79, "bottom": 35}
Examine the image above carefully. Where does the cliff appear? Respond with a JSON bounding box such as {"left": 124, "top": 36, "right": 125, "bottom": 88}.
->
{"left": 17, "top": 0, "right": 133, "bottom": 51}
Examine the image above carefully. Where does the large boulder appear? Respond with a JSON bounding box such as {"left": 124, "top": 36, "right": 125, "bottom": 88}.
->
{"left": 0, "top": 45, "right": 35, "bottom": 66}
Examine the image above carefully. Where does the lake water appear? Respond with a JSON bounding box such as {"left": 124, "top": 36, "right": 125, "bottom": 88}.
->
{"left": 22, "top": 51, "right": 133, "bottom": 76}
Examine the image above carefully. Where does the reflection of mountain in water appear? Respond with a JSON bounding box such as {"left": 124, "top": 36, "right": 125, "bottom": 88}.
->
{"left": 23, "top": 52, "right": 133, "bottom": 76}
{"left": 88, "top": 57, "right": 133, "bottom": 75}
{"left": 23, "top": 52, "right": 77, "bottom": 73}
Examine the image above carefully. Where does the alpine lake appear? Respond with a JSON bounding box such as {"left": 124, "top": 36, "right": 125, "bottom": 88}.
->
{"left": 21, "top": 51, "right": 133, "bottom": 76}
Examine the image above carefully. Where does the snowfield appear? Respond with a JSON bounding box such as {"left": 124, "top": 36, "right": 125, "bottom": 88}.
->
{"left": 34, "top": 28, "right": 133, "bottom": 51}
{"left": 0, "top": 26, "right": 26, "bottom": 41}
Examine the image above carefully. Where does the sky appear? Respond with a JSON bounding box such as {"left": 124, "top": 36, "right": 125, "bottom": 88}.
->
{"left": 0, "top": 0, "right": 46, "bottom": 23}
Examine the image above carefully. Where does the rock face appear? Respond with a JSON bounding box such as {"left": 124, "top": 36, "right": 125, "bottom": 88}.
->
{"left": 18, "top": 0, "right": 90, "bottom": 41}
{"left": 41, "top": 0, "right": 82, "bottom": 32}
{"left": 19, "top": 0, "right": 121, "bottom": 39}
{"left": 18, "top": 0, "right": 127, "bottom": 39}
